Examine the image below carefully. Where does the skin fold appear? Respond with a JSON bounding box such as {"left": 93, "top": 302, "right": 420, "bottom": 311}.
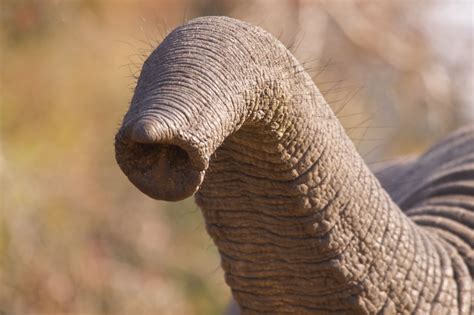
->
{"left": 115, "top": 16, "right": 473, "bottom": 314}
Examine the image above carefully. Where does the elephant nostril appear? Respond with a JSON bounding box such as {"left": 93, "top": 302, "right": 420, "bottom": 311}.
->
{"left": 162, "top": 144, "right": 192, "bottom": 172}
{"left": 130, "top": 142, "right": 191, "bottom": 175}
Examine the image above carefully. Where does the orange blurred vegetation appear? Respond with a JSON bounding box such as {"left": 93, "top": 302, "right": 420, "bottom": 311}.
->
{"left": 1, "top": 1, "right": 472, "bottom": 314}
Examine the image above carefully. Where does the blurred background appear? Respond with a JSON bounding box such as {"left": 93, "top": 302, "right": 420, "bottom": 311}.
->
{"left": 0, "top": 0, "right": 472, "bottom": 314}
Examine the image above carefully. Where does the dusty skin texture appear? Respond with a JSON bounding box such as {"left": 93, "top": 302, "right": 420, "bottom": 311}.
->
{"left": 115, "top": 16, "right": 473, "bottom": 314}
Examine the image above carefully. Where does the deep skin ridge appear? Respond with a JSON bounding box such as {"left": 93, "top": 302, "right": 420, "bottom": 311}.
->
{"left": 116, "top": 17, "right": 472, "bottom": 314}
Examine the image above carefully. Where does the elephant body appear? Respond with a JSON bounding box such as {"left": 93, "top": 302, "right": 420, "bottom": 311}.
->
{"left": 115, "top": 16, "right": 473, "bottom": 314}
{"left": 374, "top": 128, "right": 474, "bottom": 278}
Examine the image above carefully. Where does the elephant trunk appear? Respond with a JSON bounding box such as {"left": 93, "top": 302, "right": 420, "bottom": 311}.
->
{"left": 115, "top": 16, "right": 470, "bottom": 314}
{"left": 115, "top": 19, "right": 250, "bottom": 200}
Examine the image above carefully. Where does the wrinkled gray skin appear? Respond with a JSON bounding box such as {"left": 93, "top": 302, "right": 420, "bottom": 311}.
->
{"left": 115, "top": 16, "right": 473, "bottom": 314}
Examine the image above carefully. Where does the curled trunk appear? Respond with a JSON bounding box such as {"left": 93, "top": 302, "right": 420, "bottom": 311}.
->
{"left": 115, "top": 16, "right": 472, "bottom": 314}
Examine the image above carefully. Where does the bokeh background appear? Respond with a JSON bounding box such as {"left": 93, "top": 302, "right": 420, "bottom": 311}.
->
{"left": 1, "top": 1, "right": 473, "bottom": 314}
